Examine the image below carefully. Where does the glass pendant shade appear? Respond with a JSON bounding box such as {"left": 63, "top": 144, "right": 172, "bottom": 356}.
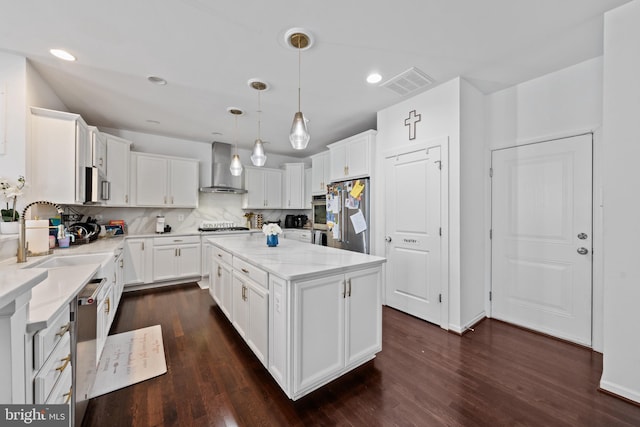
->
{"left": 230, "top": 153, "right": 243, "bottom": 176}
{"left": 251, "top": 139, "right": 267, "bottom": 166}
{"left": 289, "top": 111, "right": 310, "bottom": 150}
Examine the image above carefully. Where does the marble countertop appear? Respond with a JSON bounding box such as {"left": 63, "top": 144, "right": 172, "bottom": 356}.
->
{"left": 0, "top": 268, "right": 48, "bottom": 309}
{"left": 207, "top": 235, "right": 386, "bottom": 281}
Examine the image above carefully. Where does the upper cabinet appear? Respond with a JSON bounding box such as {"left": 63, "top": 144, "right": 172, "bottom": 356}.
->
{"left": 88, "top": 126, "right": 107, "bottom": 177}
{"left": 130, "top": 152, "right": 199, "bottom": 208}
{"left": 282, "top": 163, "right": 306, "bottom": 209}
{"left": 310, "top": 151, "right": 330, "bottom": 195}
{"left": 304, "top": 168, "right": 312, "bottom": 209}
{"left": 29, "top": 107, "right": 90, "bottom": 204}
{"left": 104, "top": 134, "right": 131, "bottom": 206}
{"left": 242, "top": 166, "right": 283, "bottom": 209}
{"left": 327, "top": 130, "right": 376, "bottom": 182}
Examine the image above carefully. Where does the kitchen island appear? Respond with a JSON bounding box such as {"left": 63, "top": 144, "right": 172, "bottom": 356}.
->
{"left": 207, "top": 235, "right": 386, "bottom": 400}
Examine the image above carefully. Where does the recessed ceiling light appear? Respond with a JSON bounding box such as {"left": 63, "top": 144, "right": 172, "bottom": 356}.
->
{"left": 49, "top": 49, "right": 76, "bottom": 61}
{"left": 226, "top": 107, "right": 244, "bottom": 116}
{"left": 366, "top": 73, "right": 382, "bottom": 84}
{"left": 146, "top": 119, "right": 160, "bottom": 124}
{"left": 147, "top": 76, "right": 167, "bottom": 85}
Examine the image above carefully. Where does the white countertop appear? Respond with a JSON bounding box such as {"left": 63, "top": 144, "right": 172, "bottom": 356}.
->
{"left": 207, "top": 235, "right": 386, "bottom": 280}
{"left": 27, "top": 263, "right": 101, "bottom": 332}
{"left": 0, "top": 268, "right": 48, "bottom": 309}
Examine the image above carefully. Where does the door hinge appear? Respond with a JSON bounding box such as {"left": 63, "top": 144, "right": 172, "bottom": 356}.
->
{"left": 439, "top": 227, "right": 442, "bottom": 236}
{"left": 489, "top": 229, "right": 492, "bottom": 239}
{"left": 489, "top": 168, "right": 493, "bottom": 178}
{"left": 438, "top": 293, "right": 442, "bottom": 303}
{"left": 489, "top": 291, "right": 492, "bottom": 301}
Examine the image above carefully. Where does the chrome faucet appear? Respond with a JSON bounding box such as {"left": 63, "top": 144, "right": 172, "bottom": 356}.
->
{"left": 17, "top": 200, "right": 64, "bottom": 263}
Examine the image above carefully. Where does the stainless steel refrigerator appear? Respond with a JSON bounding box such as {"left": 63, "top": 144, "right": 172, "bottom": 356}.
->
{"left": 326, "top": 178, "right": 370, "bottom": 254}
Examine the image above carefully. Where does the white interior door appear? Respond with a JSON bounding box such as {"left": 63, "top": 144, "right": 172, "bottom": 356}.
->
{"left": 491, "top": 134, "right": 593, "bottom": 346}
{"left": 385, "top": 144, "right": 442, "bottom": 324}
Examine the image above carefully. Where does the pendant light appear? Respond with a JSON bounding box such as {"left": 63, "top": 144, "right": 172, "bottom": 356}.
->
{"left": 228, "top": 108, "right": 243, "bottom": 176}
{"left": 288, "top": 31, "right": 311, "bottom": 150}
{"left": 249, "top": 79, "right": 268, "bottom": 166}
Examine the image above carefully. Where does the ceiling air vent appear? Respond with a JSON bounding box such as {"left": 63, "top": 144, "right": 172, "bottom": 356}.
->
{"left": 380, "top": 67, "right": 434, "bottom": 96}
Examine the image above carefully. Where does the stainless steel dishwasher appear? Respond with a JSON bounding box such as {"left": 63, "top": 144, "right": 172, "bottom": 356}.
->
{"left": 75, "top": 277, "right": 107, "bottom": 427}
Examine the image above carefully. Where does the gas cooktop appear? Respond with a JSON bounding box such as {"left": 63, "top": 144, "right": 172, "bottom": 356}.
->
{"left": 199, "top": 226, "right": 250, "bottom": 232}
{"left": 198, "top": 221, "right": 250, "bottom": 232}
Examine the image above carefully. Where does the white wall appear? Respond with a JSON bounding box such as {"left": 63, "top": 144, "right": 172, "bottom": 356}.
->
{"left": 376, "top": 78, "right": 463, "bottom": 330}
{"left": 0, "top": 52, "right": 27, "bottom": 181}
{"left": 485, "top": 56, "right": 605, "bottom": 351}
{"left": 600, "top": 0, "right": 640, "bottom": 404}
{"left": 459, "top": 79, "right": 486, "bottom": 329}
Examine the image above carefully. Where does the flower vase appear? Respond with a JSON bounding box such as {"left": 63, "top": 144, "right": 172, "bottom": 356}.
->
{"left": 0, "top": 221, "right": 19, "bottom": 235}
{"left": 266, "top": 234, "right": 279, "bottom": 247}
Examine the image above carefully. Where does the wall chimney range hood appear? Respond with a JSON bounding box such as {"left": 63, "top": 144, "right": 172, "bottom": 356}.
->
{"left": 199, "top": 142, "right": 247, "bottom": 194}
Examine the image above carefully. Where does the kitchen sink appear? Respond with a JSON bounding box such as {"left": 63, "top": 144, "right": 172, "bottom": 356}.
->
{"left": 24, "top": 253, "right": 112, "bottom": 269}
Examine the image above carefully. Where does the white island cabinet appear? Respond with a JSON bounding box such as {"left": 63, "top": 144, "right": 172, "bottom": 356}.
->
{"left": 207, "top": 235, "right": 385, "bottom": 400}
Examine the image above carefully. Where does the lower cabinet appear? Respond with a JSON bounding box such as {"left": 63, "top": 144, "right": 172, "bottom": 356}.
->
{"left": 210, "top": 248, "right": 233, "bottom": 319}
{"left": 124, "top": 238, "right": 150, "bottom": 286}
{"left": 152, "top": 236, "right": 201, "bottom": 282}
{"left": 231, "top": 271, "right": 269, "bottom": 366}
{"left": 292, "top": 267, "right": 381, "bottom": 395}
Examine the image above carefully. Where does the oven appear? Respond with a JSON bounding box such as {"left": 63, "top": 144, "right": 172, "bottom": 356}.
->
{"left": 311, "top": 195, "right": 327, "bottom": 230}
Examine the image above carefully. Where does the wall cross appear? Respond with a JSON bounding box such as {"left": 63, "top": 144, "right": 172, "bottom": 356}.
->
{"left": 404, "top": 110, "right": 421, "bottom": 140}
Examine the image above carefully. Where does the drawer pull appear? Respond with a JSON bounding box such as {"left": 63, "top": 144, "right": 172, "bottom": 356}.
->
{"left": 56, "top": 354, "right": 71, "bottom": 373}
{"left": 63, "top": 388, "right": 72, "bottom": 404}
{"left": 173, "top": 239, "right": 183, "bottom": 242}
{"left": 106, "top": 297, "right": 111, "bottom": 314}
{"left": 56, "top": 323, "right": 71, "bottom": 337}
{"left": 217, "top": 253, "right": 223, "bottom": 258}
{"left": 217, "top": 266, "right": 221, "bottom": 277}
{"left": 241, "top": 268, "right": 250, "bottom": 274}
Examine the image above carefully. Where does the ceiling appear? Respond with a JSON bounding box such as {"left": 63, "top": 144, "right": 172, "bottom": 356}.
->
{"left": 0, "top": 0, "right": 631, "bottom": 158}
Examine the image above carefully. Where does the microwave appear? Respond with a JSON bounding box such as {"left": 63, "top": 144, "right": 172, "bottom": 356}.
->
{"left": 311, "top": 195, "right": 327, "bottom": 230}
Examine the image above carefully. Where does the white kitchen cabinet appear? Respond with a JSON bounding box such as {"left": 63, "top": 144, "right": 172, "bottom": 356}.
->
{"left": 292, "top": 267, "right": 381, "bottom": 395}
{"left": 104, "top": 134, "right": 131, "bottom": 206}
{"left": 242, "top": 166, "right": 283, "bottom": 209}
{"left": 282, "top": 163, "right": 305, "bottom": 209}
{"left": 29, "top": 107, "right": 90, "bottom": 204}
{"left": 114, "top": 249, "right": 125, "bottom": 312}
{"left": 152, "top": 235, "right": 201, "bottom": 282}
{"left": 124, "top": 238, "right": 151, "bottom": 286}
{"left": 304, "top": 168, "right": 312, "bottom": 209}
{"left": 131, "top": 152, "right": 199, "bottom": 208}
{"left": 232, "top": 270, "right": 269, "bottom": 366}
{"left": 310, "top": 151, "right": 330, "bottom": 195}
{"left": 88, "top": 126, "right": 107, "bottom": 177}
{"left": 210, "top": 247, "right": 233, "bottom": 319}
{"left": 327, "top": 129, "right": 376, "bottom": 182}
{"left": 283, "top": 229, "right": 311, "bottom": 243}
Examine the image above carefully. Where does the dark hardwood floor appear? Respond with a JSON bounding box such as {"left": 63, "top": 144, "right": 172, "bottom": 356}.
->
{"left": 83, "top": 284, "right": 640, "bottom": 426}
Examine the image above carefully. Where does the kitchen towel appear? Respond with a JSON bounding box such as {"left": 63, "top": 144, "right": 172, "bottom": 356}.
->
{"left": 25, "top": 220, "right": 50, "bottom": 255}
{"left": 90, "top": 325, "right": 167, "bottom": 398}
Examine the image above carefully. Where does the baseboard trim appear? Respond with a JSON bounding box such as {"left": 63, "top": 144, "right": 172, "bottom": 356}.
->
{"left": 599, "top": 380, "right": 640, "bottom": 406}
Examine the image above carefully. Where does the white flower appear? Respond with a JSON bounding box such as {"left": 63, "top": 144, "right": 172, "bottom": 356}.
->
{"left": 262, "top": 223, "right": 282, "bottom": 236}
{"left": 0, "top": 175, "right": 26, "bottom": 200}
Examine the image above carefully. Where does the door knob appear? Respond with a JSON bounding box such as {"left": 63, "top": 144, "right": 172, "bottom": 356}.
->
{"left": 577, "top": 247, "right": 589, "bottom": 255}
{"left": 577, "top": 233, "right": 588, "bottom": 240}
{"left": 385, "top": 236, "right": 392, "bottom": 243}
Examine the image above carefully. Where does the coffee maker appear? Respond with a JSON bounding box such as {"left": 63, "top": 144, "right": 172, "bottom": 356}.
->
{"left": 285, "top": 215, "right": 296, "bottom": 228}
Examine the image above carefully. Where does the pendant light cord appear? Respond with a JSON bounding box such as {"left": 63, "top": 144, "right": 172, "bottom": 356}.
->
{"left": 258, "top": 90, "right": 261, "bottom": 139}
{"left": 297, "top": 36, "right": 302, "bottom": 112}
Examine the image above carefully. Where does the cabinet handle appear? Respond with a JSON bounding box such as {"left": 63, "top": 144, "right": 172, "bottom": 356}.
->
{"left": 120, "top": 259, "right": 124, "bottom": 268}
{"left": 56, "top": 322, "right": 71, "bottom": 337}
{"left": 142, "top": 242, "right": 145, "bottom": 251}
{"left": 164, "top": 196, "right": 167, "bottom": 204}
{"left": 217, "top": 253, "right": 223, "bottom": 258}
{"left": 171, "top": 196, "right": 174, "bottom": 204}
{"left": 99, "top": 158, "right": 104, "bottom": 167}
{"left": 125, "top": 194, "right": 129, "bottom": 203}
{"left": 173, "top": 239, "right": 183, "bottom": 242}
{"left": 106, "top": 297, "right": 111, "bottom": 314}
{"left": 217, "top": 266, "right": 221, "bottom": 277}
{"left": 348, "top": 278, "right": 352, "bottom": 297}
{"left": 63, "top": 388, "right": 72, "bottom": 404}
{"left": 56, "top": 354, "right": 72, "bottom": 372}
{"left": 179, "top": 248, "right": 181, "bottom": 256}
{"left": 241, "top": 268, "right": 249, "bottom": 274}
{"left": 342, "top": 280, "right": 346, "bottom": 298}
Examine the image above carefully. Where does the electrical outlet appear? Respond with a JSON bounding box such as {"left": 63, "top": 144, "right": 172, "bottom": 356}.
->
{"left": 178, "top": 214, "right": 184, "bottom": 221}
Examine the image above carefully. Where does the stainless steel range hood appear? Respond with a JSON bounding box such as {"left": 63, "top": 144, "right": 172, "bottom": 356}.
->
{"left": 199, "top": 142, "right": 247, "bottom": 194}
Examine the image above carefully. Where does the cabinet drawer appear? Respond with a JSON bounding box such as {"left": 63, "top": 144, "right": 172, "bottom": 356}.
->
{"left": 154, "top": 235, "right": 200, "bottom": 246}
{"left": 45, "top": 361, "right": 72, "bottom": 405}
{"left": 212, "top": 247, "right": 233, "bottom": 265}
{"left": 34, "top": 332, "right": 71, "bottom": 403}
{"left": 34, "top": 305, "right": 71, "bottom": 370}
{"left": 233, "top": 257, "right": 268, "bottom": 289}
